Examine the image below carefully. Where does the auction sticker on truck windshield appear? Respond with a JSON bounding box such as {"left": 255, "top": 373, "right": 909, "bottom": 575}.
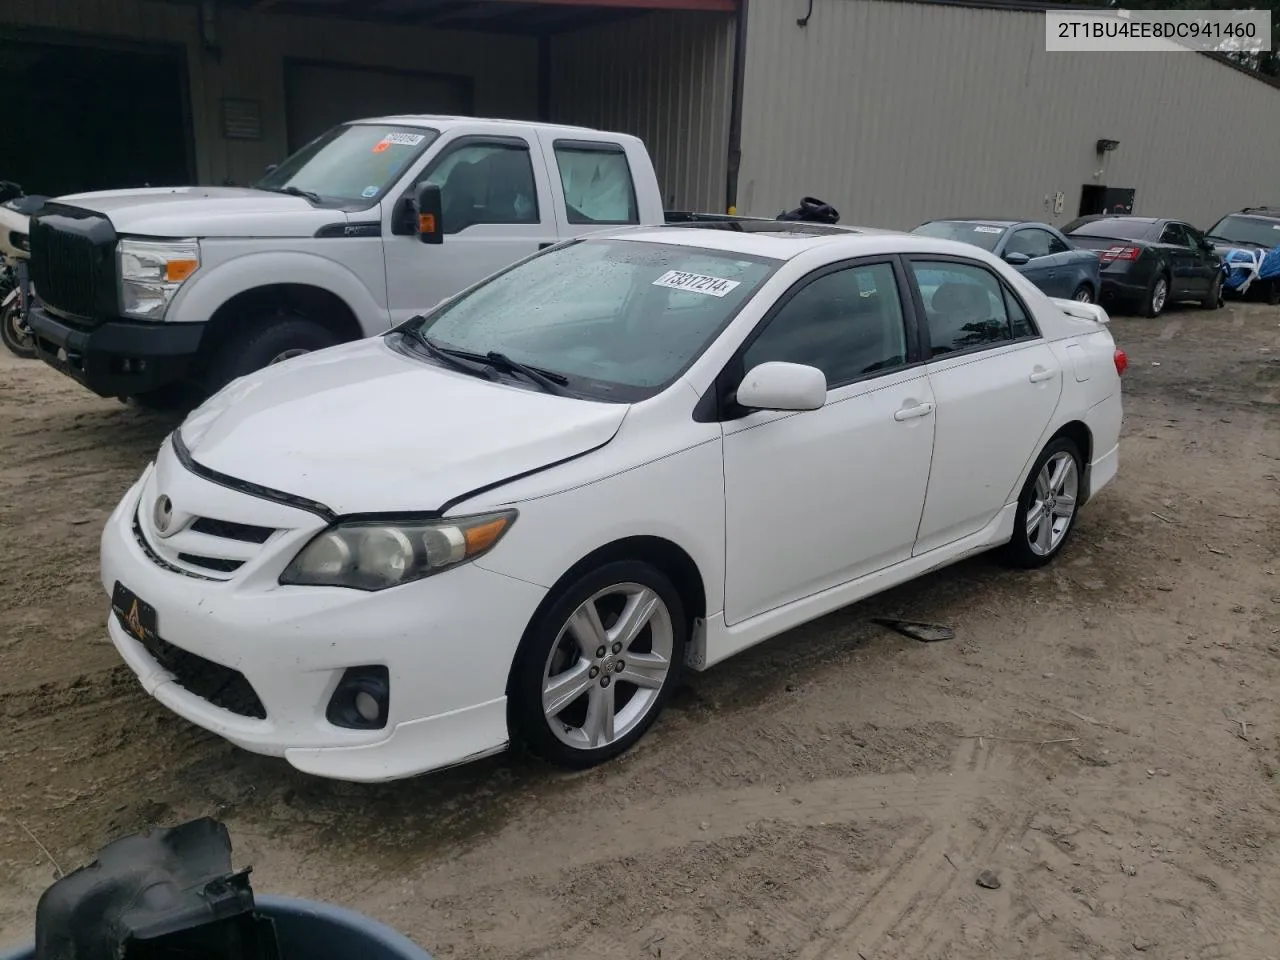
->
{"left": 653, "top": 270, "right": 742, "bottom": 297}
{"left": 373, "top": 132, "right": 426, "bottom": 153}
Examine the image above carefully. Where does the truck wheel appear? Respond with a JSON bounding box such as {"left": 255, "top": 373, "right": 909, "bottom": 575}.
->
{"left": 1, "top": 300, "right": 36, "bottom": 359}
{"left": 205, "top": 317, "right": 338, "bottom": 394}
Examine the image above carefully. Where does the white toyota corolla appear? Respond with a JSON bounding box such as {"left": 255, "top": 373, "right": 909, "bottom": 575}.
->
{"left": 100, "top": 223, "right": 1126, "bottom": 782}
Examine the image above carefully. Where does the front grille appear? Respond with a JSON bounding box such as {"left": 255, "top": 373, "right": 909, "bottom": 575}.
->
{"left": 124, "top": 616, "right": 268, "bottom": 720}
{"left": 28, "top": 206, "right": 117, "bottom": 320}
{"left": 190, "top": 517, "right": 275, "bottom": 544}
{"left": 178, "top": 553, "right": 244, "bottom": 574}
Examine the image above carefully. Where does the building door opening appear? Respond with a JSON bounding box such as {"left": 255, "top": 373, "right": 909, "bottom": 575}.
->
{"left": 0, "top": 36, "right": 193, "bottom": 197}
{"left": 1079, "top": 185, "right": 1136, "bottom": 217}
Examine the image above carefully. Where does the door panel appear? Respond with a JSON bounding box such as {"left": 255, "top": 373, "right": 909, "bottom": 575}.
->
{"left": 723, "top": 370, "right": 936, "bottom": 624}
{"left": 382, "top": 135, "right": 557, "bottom": 325}
{"left": 721, "top": 259, "right": 934, "bottom": 625}
{"left": 914, "top": 342, "right": 1062, "bottom": 554}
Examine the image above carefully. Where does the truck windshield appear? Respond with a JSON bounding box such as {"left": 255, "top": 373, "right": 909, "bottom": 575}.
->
{"left": 1206, "top": 214, "right": 1280, "bottom": 248}
{"left": 256, "top": 123, "right": 439, "bottom": 206}
{"left": 408, "top": 238, "right": 779, "bottom": 402}
{"left": 911, "top": 220, "right": 1006, "bottom": 251}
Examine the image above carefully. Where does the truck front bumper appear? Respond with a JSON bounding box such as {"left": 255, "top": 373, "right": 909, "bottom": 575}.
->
{"left": 28, "top": 303, "right": 205, "bottom": 398}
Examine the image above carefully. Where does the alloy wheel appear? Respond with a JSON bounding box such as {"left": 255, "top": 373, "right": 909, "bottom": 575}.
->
{"left": 541, "top": 582, "right": 674, "bottom": 750}
{"left": 1073, "top": 287, "right": 1093, "bottom": 304}
{"left": 1151, "top": 278, "right": 1168, "bottom": 314}
{"left": 1026, "top": 451, "right": 1078, "bottom": 557}
{"left": 269, "top": 347, "right": 310, "bottom": 365}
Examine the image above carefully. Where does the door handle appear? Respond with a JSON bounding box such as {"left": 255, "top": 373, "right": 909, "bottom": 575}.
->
{"left": 1029, "top": 366, "right": 1057, "bottom": 383}
{"left": 894, "top": 401, "right": 935, "bottom": 422}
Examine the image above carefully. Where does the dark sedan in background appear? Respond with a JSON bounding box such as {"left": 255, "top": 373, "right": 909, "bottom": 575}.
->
{"left": 911, "top": 218, "right": 1102, "bottom": 302}
{"left": 1061, "top": 215, "right": 1223, "bottom": 317}
{"left": 1205, "top": 207, "right": 1280, "bottom": 304}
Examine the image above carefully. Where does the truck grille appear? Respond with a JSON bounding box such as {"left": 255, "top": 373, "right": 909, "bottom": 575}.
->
{"left": 28, "top": 206, "right": 117, "bottom": 321}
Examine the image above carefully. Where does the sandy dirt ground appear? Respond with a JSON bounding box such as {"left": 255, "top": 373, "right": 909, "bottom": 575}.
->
{"left": 1, "top": 300, "right": 1278, "bottom": 959}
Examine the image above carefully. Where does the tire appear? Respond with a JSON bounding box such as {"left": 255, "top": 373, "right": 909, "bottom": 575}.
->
{"left": 508, "top": 560, "right": 687, "bottom": 769}
{"left": 1070, "top": 283, "right": 1094, "bottom": 304}
{"left": 203, "top": 316, "right": 338, "bottom": 395}
{"left": 0, "top": 300, "right": 36, "bottom": 359}
{"left": 1266, "top": 279, "right": 1280, "bottom": 306}
{"left": 1141, "top": 273, "right": 1169, "bottom": 318}
{"left": 1201, "top": 273, "right": 1224, "bottom": 310}
{"left": 1002, "top": 436, "right": 1084, "bottom": 570}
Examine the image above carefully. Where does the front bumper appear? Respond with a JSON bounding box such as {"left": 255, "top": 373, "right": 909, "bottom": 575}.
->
{"left": 100, "top": 454, "right": 548, "bottom": 782}
{"left": 29, "top": 303, "right": 204, "bottom": 398}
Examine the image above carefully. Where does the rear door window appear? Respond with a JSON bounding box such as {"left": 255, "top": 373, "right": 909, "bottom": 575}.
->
{"left": 1160, "top": 223, "right": 1190, "bottom": 246}
{"left": 553, "top": 141, "right": 639, "bottom": 225}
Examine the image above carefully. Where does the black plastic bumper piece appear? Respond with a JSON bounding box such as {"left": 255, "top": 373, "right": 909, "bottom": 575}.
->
{"left": 28, "top": 303, "right": 205, "bottom": 398}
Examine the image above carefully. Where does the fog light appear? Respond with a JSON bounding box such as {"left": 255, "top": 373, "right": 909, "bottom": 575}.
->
{"left": 325, "top": 665, "right": 390, "bottom": 730}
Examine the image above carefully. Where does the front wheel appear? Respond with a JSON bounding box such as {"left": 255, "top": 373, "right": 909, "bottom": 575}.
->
{"left": 203, "top": 316, "right": 338, "bottom": 396}
{"left": 1071, "top": 283, "right": 1094, "bottom": 304}
{"left": 508, "top": 560, "right": 686, "bottom": 768}
{"left": 1201, "top": 273, "right": 1224, "bottom": 310}
{"left": 1002, "top": 437, "right": 1083, "bottom": 569}
{"left": 0, "top": 299, "right": 36, "bottom": 359}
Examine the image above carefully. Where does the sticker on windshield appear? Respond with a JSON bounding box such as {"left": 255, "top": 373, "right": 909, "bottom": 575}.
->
{"left": 973, "top": 225, "right": 1003, "bottom": 234}
{"left": 383, "top": 132, "right": 425, "bottom": 146}
{"left": 361, "top": 185, "right": 378, "bottom": 198}
{"left": 652, "top": 270, "right": 742, "bottom": 298}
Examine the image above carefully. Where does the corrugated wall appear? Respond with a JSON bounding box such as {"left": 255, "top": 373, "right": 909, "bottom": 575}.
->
{"left": 0, "top": 0, "right": 538, "bottom": 186}
{"left": 738, "top": 0, "right": 1280, "bottom": 229}
{"left": 549, "top": 11, "right": 736, "bottom": 212}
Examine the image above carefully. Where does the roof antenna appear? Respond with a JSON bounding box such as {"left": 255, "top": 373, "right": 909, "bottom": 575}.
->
{"left": 798, "top": 0, "right": 814, "bottom": 27}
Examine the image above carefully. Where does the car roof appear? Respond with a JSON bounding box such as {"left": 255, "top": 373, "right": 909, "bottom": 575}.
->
{"left": 584, "top": 222, "right": 996, "bottom": 262}
{"left": 1077, "top": 215, "right": 1162, "bottom": 224}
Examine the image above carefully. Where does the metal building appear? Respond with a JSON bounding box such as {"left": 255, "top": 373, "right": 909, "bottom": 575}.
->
{"left": 2, "top": 0, "right": 1278, "bottom": 230}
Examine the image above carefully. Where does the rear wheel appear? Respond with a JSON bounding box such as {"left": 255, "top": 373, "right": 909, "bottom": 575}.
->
{"left": 508, "top": 560, "right": 686, "bottom": 768}
{"left": 1002, "top": 437, "right": 1083, "bottom": 569}
{"left": 203, "top": 316, "right": 338, "bottom": 395}
{"left": 0, "top": 299, "right": 35, "bottom": 359}
{"left": 1142, "top": 273, "right": 1169, "bottom": 317}
{"left": 1071, "top": 283, "right": 1094, "bottom": 304}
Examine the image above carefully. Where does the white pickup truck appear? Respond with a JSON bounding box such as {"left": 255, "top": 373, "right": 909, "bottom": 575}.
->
{"left": 25, "top": 116, "right": 679, "bottom": 406}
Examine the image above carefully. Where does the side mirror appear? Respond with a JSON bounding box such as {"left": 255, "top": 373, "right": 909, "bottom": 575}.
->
{"left": 1003, "top": 251, "right": 1031, "bottom": 266}
{"left": 264, "top": 163, "right": 278, "bottom": 175}
{"left": 736, "top": 362, "right": 827, "bottom": 412}
{"left": 415, "top": 183, "right": 444, "bottom": 245}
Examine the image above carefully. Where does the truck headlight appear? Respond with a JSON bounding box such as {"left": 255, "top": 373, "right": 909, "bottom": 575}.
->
{"left": 279, "top": 510, "right": 517, "bottom": 591}
{"left": 118, "top": 238, "right": 200, "bottom": 320}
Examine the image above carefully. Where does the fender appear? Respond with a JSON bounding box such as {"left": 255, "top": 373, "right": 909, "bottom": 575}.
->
{"left": 167, "top": 249, "right": 391, "bottom": 335}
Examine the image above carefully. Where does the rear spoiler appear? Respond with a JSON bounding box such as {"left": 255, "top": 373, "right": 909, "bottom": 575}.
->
{"left": 1050, "top": 297, "right": 1111, "bottom": 325}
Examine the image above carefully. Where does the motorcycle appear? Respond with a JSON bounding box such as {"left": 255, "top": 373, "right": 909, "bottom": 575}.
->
{"left": 0, "top": 180, "right": 47, "bottom": 359}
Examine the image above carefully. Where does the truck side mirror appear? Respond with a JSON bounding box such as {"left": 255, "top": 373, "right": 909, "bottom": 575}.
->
{"left": 415, "top": 183, "right": 444, "bottom": 245}
{"left": 264, "top": 163, "right": 278, "bottom": 175}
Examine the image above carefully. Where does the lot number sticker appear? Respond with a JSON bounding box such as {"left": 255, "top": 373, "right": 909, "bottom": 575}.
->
{"left": 972, "top": 226, "right": 1003, "bottom": 234}
{"left": 373, "top": 132, "right": 425, "bottom": 153}
{"left": 653, "top": 270, "right": 741, "bottom": 298}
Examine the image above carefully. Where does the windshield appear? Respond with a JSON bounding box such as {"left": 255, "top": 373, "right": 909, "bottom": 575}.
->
{"left": 1206, "top": 214, "right": 1280, "bottom": 248}
{"left": 256, "top": 123, "right": 439, "bottom": 205}
{"left": 911, "top": 221, "right": 1006, "bottom": 251}
{"left": 1063, "top": 218, "right": 1155, "bottom": 241}
{"left": 409, "top": 238, "right": 779, "bottom": 402}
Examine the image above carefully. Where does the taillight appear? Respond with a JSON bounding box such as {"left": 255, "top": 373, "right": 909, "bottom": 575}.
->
{"left": 1114, "top": 348, "right": 1128, "bottom": 376}
{"left": 1099, "top": 245, "right": 1141, "bottom": 263}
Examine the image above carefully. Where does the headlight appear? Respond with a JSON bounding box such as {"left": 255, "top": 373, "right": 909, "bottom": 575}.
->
{"left": 117, "top": 238, "right": 200, "bottom": 320}
{"left": 279, "top": 510, "right": 517, "bottom": 591}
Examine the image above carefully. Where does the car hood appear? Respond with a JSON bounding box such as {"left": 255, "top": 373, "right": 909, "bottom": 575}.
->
{"left": 55, "top": 186, "right": 353, "bottom": 238}
{"left": 177, "top": 337, "right": 628, "bottom": 515}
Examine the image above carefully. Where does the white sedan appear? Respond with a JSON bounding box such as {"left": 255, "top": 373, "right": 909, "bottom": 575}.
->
{"left": 100, "top": 224, "right": 1126, "bottom": 782}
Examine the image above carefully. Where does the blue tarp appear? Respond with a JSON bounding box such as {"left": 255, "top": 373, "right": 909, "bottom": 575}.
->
{"left": 1221, "top": 245, "right": 1280, "bottom": 293}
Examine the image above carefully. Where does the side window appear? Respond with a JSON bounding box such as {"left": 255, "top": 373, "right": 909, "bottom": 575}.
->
{"left": 742, "top": 262, "right": 908, "bottom": 389}
{"left": 1160, "top": 222, "right": 1189, "bottom": 246}
{"left": 1003, "top": 285, "right": 1037, "bottom": 339}
{"left": 910, "top": 260, "right": 1015, "bottom": 356}
{"left": 553, "top": 142, "right": 639, "bottom": 225}
{"left": 422, "top": 141, "right": 539, "bottom": 233}
{"left": 1046, "top": 231, "right": 1070, "bottom": 254}
{"left": 1006, "top": 228, "right": 1055, "bottom": 259}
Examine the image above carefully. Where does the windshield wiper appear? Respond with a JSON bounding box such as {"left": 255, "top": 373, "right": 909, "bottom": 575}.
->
{"left": 410, "top": 330, "right": 497, "bottom": 381}
{"left": 261, "top": 185, "right": 324, "bottom": 204}
{"left": 484, "top": 351, "right": 570, "bottom": 396}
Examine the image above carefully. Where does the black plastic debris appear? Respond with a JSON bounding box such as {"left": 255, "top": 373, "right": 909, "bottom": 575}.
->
{"left": 34, "top": 818, "right": 279, "bottom": 960}
{"left": 776, "top": 197, "right": 840, "bottom": 224}
{"left": 871, "top": 618, "right": 956, "bottom": 643}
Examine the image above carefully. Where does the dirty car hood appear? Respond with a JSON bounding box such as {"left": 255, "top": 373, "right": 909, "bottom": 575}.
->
{"left": 56, "top": 186, "right": 349, "bottom": 238}
{"left": 177, "top": 337, "right": 627, "bottom": 515}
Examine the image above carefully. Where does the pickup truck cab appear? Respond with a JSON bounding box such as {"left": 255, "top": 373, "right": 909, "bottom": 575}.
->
{"left": 26, "top": 116, "right": 666, "bottom": 405}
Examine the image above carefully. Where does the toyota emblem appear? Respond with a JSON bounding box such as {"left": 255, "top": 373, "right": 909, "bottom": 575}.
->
{"left": 153, "top": 495, "right": 175, "bottom": 536}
